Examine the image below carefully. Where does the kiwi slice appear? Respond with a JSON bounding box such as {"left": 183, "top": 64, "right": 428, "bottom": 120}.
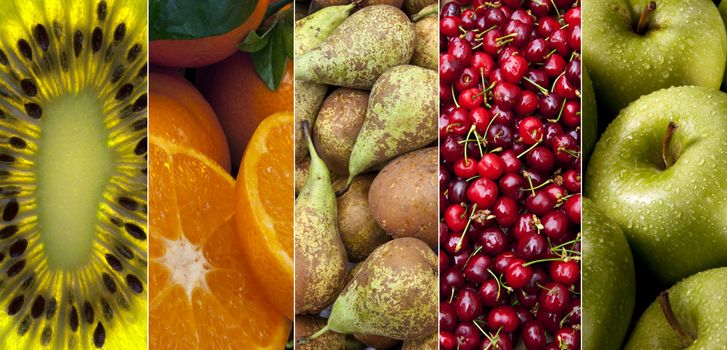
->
{"left": 0, "top": 0, "right": 147, "bottom": 349}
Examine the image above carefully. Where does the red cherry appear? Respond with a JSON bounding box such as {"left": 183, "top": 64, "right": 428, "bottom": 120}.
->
{"left": 467, "top": 177, "right": 498, "bottom": 208}
{"left": 505, "top": 261, "right": 533, "bottom": 289}
{"left": 487, "top": 305, "right": 520, "bottom": 333}
{"left": 539, "top": 282, "right": 571, "bottom": 313}
{"left": 519, "top": 116, "right": 544, "bottom": 145}
{"left": 564, "top": 194, "right": 581, "bottom": 224}
{"left": 550, "top": 260, "right": 580, "bottom": 286}
{"left": 501, "top": 54, "right": 528, "bottom": 83}
{"left": 477, "top": 153, "right": 506, "bottom": 180}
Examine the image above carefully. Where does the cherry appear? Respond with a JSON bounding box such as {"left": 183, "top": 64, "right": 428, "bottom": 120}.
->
{"left": 440, "top": 16, "right": 462, "bottom": 37}
{"left": 450, "top": 37, "right": 473, "bottom": 65}
{"left": 511, "top": 9, "right": 534, "bottom": 28}
{"left": 501, "top": 55, "right": 528, "bottom": 84}
{"left": 447, "top": 108, "right": 472, "bottom": 135}
{"left": 505, "top": 261, "right": 533, "bottom": 289}
{"left": 499, "top": 150, "right": 522, "bottom": 174}
{"left": 529, "top": 0, "right": 551, "bottom": 17}
{"left": 440, "top": 332, "right": 457, "bottom": 350}
{"left": 555, "top": 328, "right": 580, "bottom": 350}
{"left": 523, "top": 38, "right": 547, "bottom": 63}
{"left": 550, "top": 260, "right": 580, "bottom": 286}
{"left": 479, "top": 278, "right": 506, "bottom": 307}
{"left": 569, "top": 25, "right": 581, "bottom": 52}
{"left": 486, "top": 124, "right": 514, "bottom": 148}
{"left": 521, "top": 320, "right": 547, "bottom": 349}
{"left": 537, "top": 16, "right": 559, "bottom": 38}
{"left": 553, "top": 75, "right": 579, "bottom": 99}
{"left": 453, "top": 247, "right": 474, "bottom": 269}
{"left": 455, "top": 287, "right": 483, "bottom": 322}
{"left": 517, "top": 289, "right": 539, "bottom": 308}
{"left": 494, "top": 252, "right": 520, "bottom": 274}
{"left": 441, "top": 134, "right": 465, "bottom": 162}
{"left": 539, "top": 94, "right": 563, "bottom": 119}
{"left": 448, "top": 177, "right": 468, "bottom": 203}
{"left": 441, "top": 267, "right": 465, "bottom": 297}
{"left": 504, "top": 20, "right": 530, "bottom": 47}
{"left": 564, "top": 7, "right": 581, "bottom": 27}
{"left": 535, "top": 308, "right": 562, "bottom": 334}
{"left": 539, "top": 282, "right": 571, "bottom": 314}
{"left": 470, "top": 107, "right": 492, "bottom": 133}
{"left": 459, "top": 87, "right": 484, "bottom": 110}
{"left": 523, "top": 69, "right": 549, "bottom": 95}
{"left": 519, "top": 116, "right": 544, "bottom": 145}
{"left": 441, "top": 2, "right": 461, "bottom": 17}
{"left": 456, "top": 322, "right": 482, "bottom": 350}
{"left": 467, "top": 177, "right": 499, "bottom": 208}
{"left": 441, "top": 53, "right": 462, "bottom": 83}
{"left": 460, "top": 9, "right": 477, "bottom": 30}
{"left": 454, "top": 157, "right": 478, "bottom": 178}
{"left": 565, "top": 60, "right": 581, "bottom": 86}
{"left": 493, "top": 197, "right": 518, "bottom": 226}
{"left": 484, "top": 7, "right": 507, "bottom": 29}
{"left": 525, "top": 190, "right": 556, "bottom": 216}
{"left": 541, "top": 210, "right": 570, "bottom": 241}
{"left": 483, "top": 29, "right": 503, "bottom": 55}
{"left": 564, "top": 194, "right": 581, "bottom": 224}
{"left": 440, "top": 167, "right": 450, "bottom": 190}
{"left": 513, "top": 213, "right": 538, "bottom": 240}
{"left": 471, "top": 52, "right": 496, "bottom": 78}
{"left": 499, "top": 173, "right": 525, "bottom": 200}
{"left": 477, "top": 153, "right": 506, "bottom": 180}
{"left": 561, "top": 100, "right": 580, "bottom": 129}
{"left": 440, "top": 250, "right": 450, "bottom": 271}
{"left": 543, "top": 54, "right": 566, "bottom": 78}
{"left": 563, "top": 299, "right": 582, "bottom": 327}
{"left": 562, "top": 169, "right": 581, "bottom": 193}
{"left": 487, "top": 305, "right": 520, "bottom": 333}
{"left": 440, "top": 302, "right": 458, "bottom": 331}
{"left": 515, "top": 90, "right": 539, "bottom": 115}
{"left": 480, "top": 333, "right": 513, "bottom": 350}
{"left": 456, "top": 67, "right": 480, "bottom": 92}
{"left": 479, "top": 227, "right": 508, "bottom": 255}
{"left": 517, "top": 233, "right": 547, "bottom": 260}
{"left": 493, "top": 82, "right": 521, "bottom": 110}
{"left": 543, "top": 183, "right": 567, "bottom": 203}
{"left": 464, "top": 254, "right": 492, "bottom": 283}
{"left": 444, "top": 204, "right": 467, "bottom": 231}
{"left": 548, "top": 28, "right": 571, "bottom": 56}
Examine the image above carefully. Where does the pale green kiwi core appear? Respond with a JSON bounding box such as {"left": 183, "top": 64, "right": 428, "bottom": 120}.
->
{"left": 35, "top": 90, "right": 115, "bottom": 269}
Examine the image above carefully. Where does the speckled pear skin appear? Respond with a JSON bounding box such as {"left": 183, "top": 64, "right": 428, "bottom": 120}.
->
{"left": 295, "top": 5, "right": 416, "bottom": 90}
{"left": 586, "top": 86, "right": 727, "bottom": 283}
{"left": 294, "top": 4, "right": 352, "bottom": 163}
{"left": 295, "top": 316, "right": 366, "bottom": 350}
{"left": 582, "top": 198, "right": 635, "bottom": 350}
{"left": 336, "top": 174, "right": 391, "bottom": 262}
{"left": 624, "top": 267, "right": 727, "bottom": 349}
{"left": 295, "top": 123, "right": 348, "bottom": 314}
{"left": 346, "top": 65, "right": 437, "bottom": 183}
{"left": 327, "top": 238, "right": 437, "bottom": 340}
{"left": 410, "top": 6, "right": 437, "bottom": 71}
{"left": 402, "top": 332, "right": 437, "bottom": 350}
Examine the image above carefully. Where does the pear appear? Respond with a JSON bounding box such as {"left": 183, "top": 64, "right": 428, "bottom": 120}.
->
{"left": 354, "top": 334, "right": 401, "bottom": 349}
{"left": 294, "top": 4, "right": 353, "bottom": 162}
{"left": 344, "top": 65, "right": 437, "bottom": 191}
{"left": 313, "top": 88, "right": 369, "bottom": 176}
{"left": 327, "top": 237, "right": 437, "bottom": 340}
{"left": 337, "top": 174, "right": 390, "bottom": 262}
{"left": 295, "top": 121, "right": 348, "bottom": 314}
{"left": 402, "top": 0, "right": 436, "bottom": 16}
{"left": 295, "top": 316, "right": 365, "bottom": 350}
{"left": 295, "top": 156, "right": 310, "bottom": 196}
{"left": 296, "top": 5, "right": 416, "bottom": 89}
{"left": 403, "top": 332, "right": 437, "bottom": 350}
{"left": 410, "top": 5, "right": 437, "bottom": 70}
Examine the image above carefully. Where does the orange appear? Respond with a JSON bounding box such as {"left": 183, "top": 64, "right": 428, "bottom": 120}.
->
{"left": 235, "top": 111, "right": 294, "bottom": 319}
{"left": 150, "top": 70, "right": 231, "bottom": 172}
{"left": 197, "top": 53, "right": 294, "bottom": 169}
{"left": 150, "top": 0, "right": 268, "bottom": 68}
{"left": 149, "top": 136, "right": 290, "bottom": 349}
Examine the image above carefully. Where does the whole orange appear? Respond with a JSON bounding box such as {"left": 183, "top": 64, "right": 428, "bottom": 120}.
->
{"left": 150, "top": 0, "right": 268, "bottom": 68}
{"left": 197, "top": 52, "right": 294, "bottom": 169}
{"left": 149, "top": 70, "right": 231, "bottom": 171}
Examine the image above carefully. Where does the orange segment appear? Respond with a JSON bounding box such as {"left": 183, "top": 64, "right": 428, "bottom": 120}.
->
{"left": 150, "top": 137, "right": 290, "bottom": 350}
{"left": 236, "top": 111, "right": 294, "bottom": 319}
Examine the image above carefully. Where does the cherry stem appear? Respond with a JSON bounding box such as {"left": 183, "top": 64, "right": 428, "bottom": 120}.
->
{"left": 522, "top": 257, "right": 565, "bottom": 267}
{"left": 455, "top": 203, "right": 478, "bottom": 252}
{"left": 451, "top": 84, "right": 460, "bottom": 108}
{"left": 662, "top": 121, "right": 677, "bottom": 169}
{"left": 636, "top": 1, "right": 656, "bottom": 35}
{"left": 517, "top": 140, "right": 541, "bottom": 159}
{"left": 298, "top": 325, "right": 330, "bottom": 345}
{"left": 450, "top": 286, "right": 456, "bottom": 303}
{"left": 550, "top": 233, "right": 581, "bottom": 250}
{"left": 658, "top": 291, "right": 694, "bottom": 347}
{"left": 523, "top": 77, "right": 550, "bottom": 96}
{"left": 524, "top": 172, "right": 537, "bottom": 196}
{"left": 473, "top": 129, "right": 485, "bottom": 157}
{"left": 548, "top": 97, "right": 568, "bottom": 123}
{"left": 463, "top": 245, "right": 483, "bottom": 268}
{"left": 472, "top": 319, "right": 488, "bottom": 336}
{"left": 549, "top": 0, "right": 561, "bottom": 18}
{"left": 520, "top": 179, "right": 553, "bottom": 192}
{"left": 476, "top": 25, "right": 499, "bottom": 37}
{"left": 551, "top": 72, "right": 564, "bottom": 93}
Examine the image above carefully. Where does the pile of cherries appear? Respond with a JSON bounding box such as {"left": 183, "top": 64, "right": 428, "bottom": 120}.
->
{"left": 439, "top": 1, "right": 582, "bottom": 349}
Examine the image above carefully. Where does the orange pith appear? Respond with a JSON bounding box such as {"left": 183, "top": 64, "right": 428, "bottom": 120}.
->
{"left": 235, "top": 111, "right": 294, "bottom": 319}
{"left": 149, "top": 137, "right": 290, "bottom": 349}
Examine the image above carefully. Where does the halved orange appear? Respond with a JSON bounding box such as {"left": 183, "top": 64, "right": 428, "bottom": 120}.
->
{"left": 235, "top": 111, "right": 294, "bottom": 319}
{"left": 149, "top": 136, "right": 290, "bottom": 349}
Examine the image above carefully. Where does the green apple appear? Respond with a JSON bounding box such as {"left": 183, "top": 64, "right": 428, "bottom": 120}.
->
{"left": 582, "top": 198, "right": 636, "bottom": 350}
{"left": 584, "top": 0, "right": 727, "bottom": 114}
{"left": 582, "top": 67, "right": 598, "bottom": 164}
{"left": 624, "top": 267, "right": 727, "bottom": 349}
{"left": 586, "top": 86, "right": 727, "bottom": 283}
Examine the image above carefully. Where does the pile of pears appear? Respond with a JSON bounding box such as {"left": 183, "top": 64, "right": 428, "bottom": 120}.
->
{"left": 293, "top": 0, "right": 438, "bottom": 348}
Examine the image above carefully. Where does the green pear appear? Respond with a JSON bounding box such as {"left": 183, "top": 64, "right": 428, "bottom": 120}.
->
{"left": 582, "top": 198, "right": 636, "bottom": 350}
{"left": 624, "top": 267, "right": 727, "bottom": 349}
{"left": 295, "top": 121, "right": 348, "bottom": 314}
{"left": 410, "top": 5, "right": 437, "bottom": 71}
{"left": 345, "top": 65, "right": 437, "bottom": 188}
{"left": 294, "top": 4, "right": 352, "bottom": 162}
{"left": 402, "top": 0, "right": 436, "bottom": 16}
{"left": 296, "top": 5, "right": 416, "bottom": 90}
{"left": 295, "top": 316, "right": 366, "bottom": 350}
{"left": 582, "top": 67, "right": 598, "bottom": 165}
{"left": 327, "top": 237, "right": 437, "bottom": 340}
{"left": 403, "top": 332, "right": 437, "bottom": 350}
{"left": 337, "top": 174, "right": 391, "bottom": 262}
{"left": 313, "top": 88, "right": 369, "bottom": 176}
{"left": 586, "top": 86, "right": 727, "bottom": 283}
{"left": 295, "top": 81, "right": 328, "bottom": 162}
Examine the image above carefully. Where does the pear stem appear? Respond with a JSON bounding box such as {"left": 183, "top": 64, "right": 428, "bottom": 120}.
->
{"left": 297, "top": 324, "right": 331, "bottom": 345}
{"left": 636, "top": 1, "right": 656, "bottom": 35}
{"left": 661, "top": 121, "right": 677, "bottom": 169}
{"left": 658, "top": 291, "right": 694, "bottom": 348}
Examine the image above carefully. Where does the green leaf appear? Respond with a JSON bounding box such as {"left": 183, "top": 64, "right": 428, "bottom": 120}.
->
{"left": 150, "top": 0, "right": 258, "bottom": 41}
{"left": 241, "top": 7, "right": 293, "bottom": 90}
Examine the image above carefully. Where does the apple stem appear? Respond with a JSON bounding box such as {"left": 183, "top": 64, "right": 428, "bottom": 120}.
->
{"left": 658, "top": 291, "right": 695, "bottom": 347}
{"left": 636, "top": 1, "right": 656, "bottom": 35}
{"left": 662, "top": 121, "right": 678, "bottom": 169}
